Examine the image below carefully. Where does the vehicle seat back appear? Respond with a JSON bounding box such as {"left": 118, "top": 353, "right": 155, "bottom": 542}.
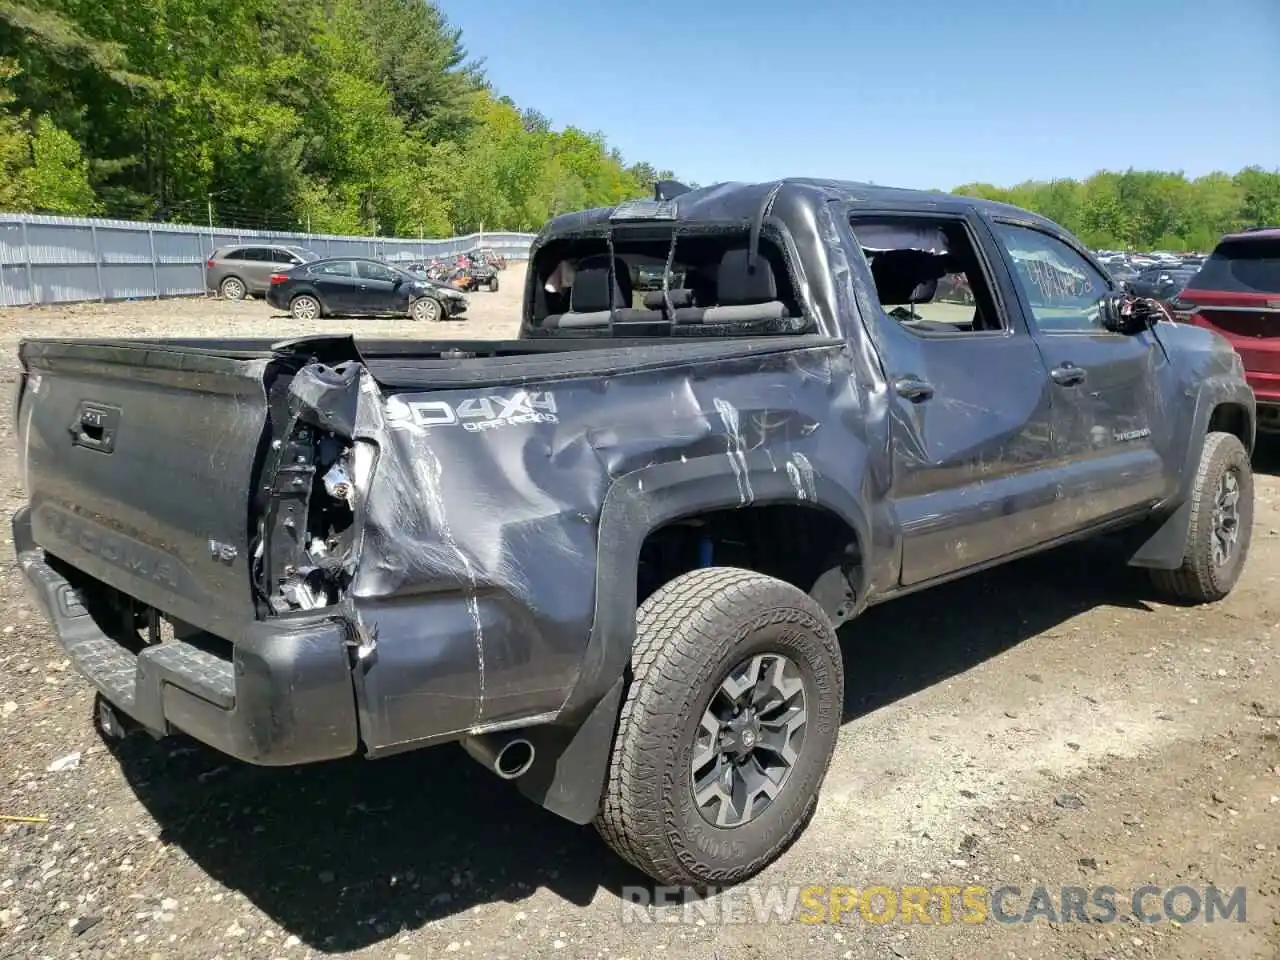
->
{"left": 673, "top": 248, "right": 788, "bottom": 325}
{"left": 542, "top": 254, "right": 634, "bottom": 329}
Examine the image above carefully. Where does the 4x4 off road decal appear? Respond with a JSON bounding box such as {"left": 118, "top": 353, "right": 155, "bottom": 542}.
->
{"left": 386, "top": 390, "right": 559, "bottom": 431}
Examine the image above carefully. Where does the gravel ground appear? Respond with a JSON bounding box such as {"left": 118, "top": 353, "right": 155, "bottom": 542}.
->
{"left": 0, "top": 270, "right": 1277, "bottom": 960}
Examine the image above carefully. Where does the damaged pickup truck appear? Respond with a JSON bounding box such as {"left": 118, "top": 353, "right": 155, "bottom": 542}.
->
{"left": 12, "top": 179, "right": 1257, "bottom": 886}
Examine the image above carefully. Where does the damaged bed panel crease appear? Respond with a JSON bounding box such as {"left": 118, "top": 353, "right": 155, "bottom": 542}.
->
{"left": 272, "top": 338, "right": 875, "bottom": 754}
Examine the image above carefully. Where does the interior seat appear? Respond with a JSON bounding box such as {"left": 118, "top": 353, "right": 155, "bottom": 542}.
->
{"left": 642, "top": 288, "right": 694, "bottom": 311}
{"left": 672, "top": 248, "right": 788, "bottom": 325}
{"left": 868, "top": 248, "right": 968, "bottom": 333}
{"left": 541, "top": 254, "right": 634, "bottom": 329}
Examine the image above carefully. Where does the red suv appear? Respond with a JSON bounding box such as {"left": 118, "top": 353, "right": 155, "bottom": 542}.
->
{"left": 1173, "top": 228, "right": 1280, "bottom": 432}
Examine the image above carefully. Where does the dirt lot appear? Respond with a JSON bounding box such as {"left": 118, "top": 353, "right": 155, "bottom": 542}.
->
{"left": 0, "top": 268, "right": 1277, "bottom": 960}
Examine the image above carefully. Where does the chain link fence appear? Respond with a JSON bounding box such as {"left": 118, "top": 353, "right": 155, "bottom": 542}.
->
{"left": 0, "top": 213, "right": 536, "bottom": 307}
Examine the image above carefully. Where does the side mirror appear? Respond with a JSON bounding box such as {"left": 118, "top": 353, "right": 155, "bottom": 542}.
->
{"left": 1100, "top": 294, "right": 1155, "bottom": 334}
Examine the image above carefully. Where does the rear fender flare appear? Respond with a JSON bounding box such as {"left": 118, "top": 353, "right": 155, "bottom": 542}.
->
{"left": 520, "top": 456, "right": 870, "bottom": 824}
{"left": 564, "top": 456, "right": 871, "bottom": 716}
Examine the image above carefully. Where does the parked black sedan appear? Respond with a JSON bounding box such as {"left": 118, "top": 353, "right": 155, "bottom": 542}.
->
{"left": 265, "top": 257, "right": 469, "bottom": 322}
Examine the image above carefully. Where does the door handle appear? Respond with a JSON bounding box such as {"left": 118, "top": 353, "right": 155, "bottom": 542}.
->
{"left": 894, "top": 377, "right": 935, "bottom": 403}
{"left": 1050, "top": 363, "right": 1087, "bottom": 386}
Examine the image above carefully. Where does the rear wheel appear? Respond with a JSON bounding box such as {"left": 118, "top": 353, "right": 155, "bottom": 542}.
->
{"left": 411, "top": 296, "right": 443, "bottom": 322}
{"left": 220, "top": 276, "right": 246, "bottom": 301}
{"left": 1149, "top": 430, "right": 1253, "bottom": 603}
{"left": 595, "top": 567, "right": 843, "bottom": 886}
{"left": 290, "top": 294, "right": 321, "bottom": 321}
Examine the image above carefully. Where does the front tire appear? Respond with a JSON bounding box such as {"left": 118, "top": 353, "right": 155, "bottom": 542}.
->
{"left": 487, "top": 277, "right": 499, "bottom": 293}
{"left": 411, "top": 296, "right": 443, "bottom": 322}
{"left": 1149, "top": 430, "right": 1253, "bottom": 603}
{"left": 595, "top": 567, "right": 843, "bottom": 886}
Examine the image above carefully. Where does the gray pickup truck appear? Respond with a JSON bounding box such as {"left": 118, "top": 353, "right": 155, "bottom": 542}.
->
{"left": 12, "top": 179, "right": 1256, "bottom": 887}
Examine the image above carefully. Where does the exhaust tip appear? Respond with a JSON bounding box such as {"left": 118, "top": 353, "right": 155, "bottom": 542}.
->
{"left": 494, "top": 738, "right": 535, "bottom": 780}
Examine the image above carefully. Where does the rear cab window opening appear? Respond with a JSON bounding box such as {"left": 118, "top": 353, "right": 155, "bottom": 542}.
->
{"left": 524, "top": 225, "right": 815, "bottom": 339}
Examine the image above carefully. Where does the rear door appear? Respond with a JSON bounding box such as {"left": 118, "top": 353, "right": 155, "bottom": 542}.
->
{"left": 984, "top": 219, "right": 1175, "bottom": 527}
{"left": 845, "top": 210, "right": 1059, "bottom": 586}
{"left": 310, "top": 260, "right": 359, "bottom": 313}
{"left": 1177, "top": 234, "right": 1280, "bottom": 408}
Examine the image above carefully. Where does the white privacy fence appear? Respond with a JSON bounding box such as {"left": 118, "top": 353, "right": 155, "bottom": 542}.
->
{"left": 0, "top": 213, "right": 537, "bottom": 307}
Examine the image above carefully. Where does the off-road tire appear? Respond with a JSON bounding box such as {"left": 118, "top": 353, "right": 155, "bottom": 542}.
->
{"left": 595, "top": 567, "right": 843, "bottom": 886}
{"left": 220, "top": 276, "right": 246, "bottom": 301}
{"left": 1149, "top": 430, "right": 1253, "bottom": 603}
{"left": 289, "top": 294, "right": 322, "bottom": 321}
{"left": 488, "top": 277, "right": 499, "bottom": 293}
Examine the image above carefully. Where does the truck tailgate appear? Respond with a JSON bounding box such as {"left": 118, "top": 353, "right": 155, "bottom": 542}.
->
{"left": 17, "top": 339, "right": 271, "bottom": 638}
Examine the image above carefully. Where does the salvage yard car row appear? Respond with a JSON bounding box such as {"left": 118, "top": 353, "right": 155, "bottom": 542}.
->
{"left": 204, "top": 243, "right": 511, "bottom": 320}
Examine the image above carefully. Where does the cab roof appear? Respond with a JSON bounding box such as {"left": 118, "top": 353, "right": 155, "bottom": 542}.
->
{"left": 535, "top": 177, "right": 1062, "bottom": 242}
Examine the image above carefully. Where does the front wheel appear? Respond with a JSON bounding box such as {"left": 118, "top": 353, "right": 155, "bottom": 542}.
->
{"left": 595, "top": 567, "right": 843, "bottom": 886}
{"left": 411, "top": 296, "right": 443, "bottom": 322}
{"left": 1149, "top": 430, "right": 1254, "bottom": 603}
{"left": 290, "top": 294, "right": 322, "bottom": 321}
{"left": 487, "top": 277, "right": 499, "bottom": 293}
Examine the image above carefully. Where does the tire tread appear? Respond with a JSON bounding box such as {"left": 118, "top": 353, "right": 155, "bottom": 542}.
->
{"left": 595, "top": 567, "right": 842, "bottom": 886}
{"left": 1149, "top": 430, "right": 1252, "bottom": 603}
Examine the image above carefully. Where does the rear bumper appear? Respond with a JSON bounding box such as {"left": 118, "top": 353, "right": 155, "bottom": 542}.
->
{"left": 12, "top": 506, "right": 360, "bottom": 766}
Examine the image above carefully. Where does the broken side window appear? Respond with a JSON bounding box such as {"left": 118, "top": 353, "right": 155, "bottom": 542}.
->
{"left": 851, "top": 216, "right": 1006, "bottom": 335}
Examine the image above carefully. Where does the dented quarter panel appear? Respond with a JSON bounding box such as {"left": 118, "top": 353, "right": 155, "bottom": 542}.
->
{"left": 342, "top": 340, "right": 879, "bottom": 753}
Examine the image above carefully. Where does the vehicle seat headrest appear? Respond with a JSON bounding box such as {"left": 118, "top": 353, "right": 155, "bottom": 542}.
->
{"left": 716, "top": 248, "right": 778, "bottom": 305}
{"left": 869, "top": 249, "right": 949, "bottom": 305}
{"left": 570, "top": 255, "right": 632, "bottom": 312}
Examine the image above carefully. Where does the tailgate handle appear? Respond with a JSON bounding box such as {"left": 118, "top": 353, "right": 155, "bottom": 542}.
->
{"left": 70, "top": 402, "right": 120, "bottom": 453}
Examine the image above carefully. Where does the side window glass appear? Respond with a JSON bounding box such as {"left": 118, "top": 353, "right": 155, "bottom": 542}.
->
{"left": 357, "top": 261, "right": 397, "bottom": 282}
{"left": 992, "top": 224, "right": 1112, "bottom": 333}
{"left": 270, "top": 248, "right": 297, "bottom": 263}
{"left": 851, "top": 217, "right": 1006, "bottom": 335}
{"left": 316, "top": 261, "right": 354, "bottom": 277}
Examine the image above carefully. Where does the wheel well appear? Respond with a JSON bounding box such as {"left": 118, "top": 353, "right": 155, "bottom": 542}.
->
{"left": 1208, "top": 402, "right": 1253, "bottom": 453}
{"left": 636, "top": 504, "right": 862, "bottom": 608}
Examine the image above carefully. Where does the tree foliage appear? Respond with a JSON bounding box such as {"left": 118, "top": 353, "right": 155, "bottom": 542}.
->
{"left": 3, "top": 0, "right": 1274, "bottom": 245}
{"left": 952, "top": 167, "right": 1280, "bottom": 252}
{"left": 0, "top": 0, "right": 672, "bottom": 234}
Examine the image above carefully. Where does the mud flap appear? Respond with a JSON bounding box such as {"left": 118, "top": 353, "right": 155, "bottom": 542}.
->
{"left": 1125, "top": 498, "right": 1192, "bottom": 570}
{"left": 515, "top": 677, "right": 625, "bottom": 824}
